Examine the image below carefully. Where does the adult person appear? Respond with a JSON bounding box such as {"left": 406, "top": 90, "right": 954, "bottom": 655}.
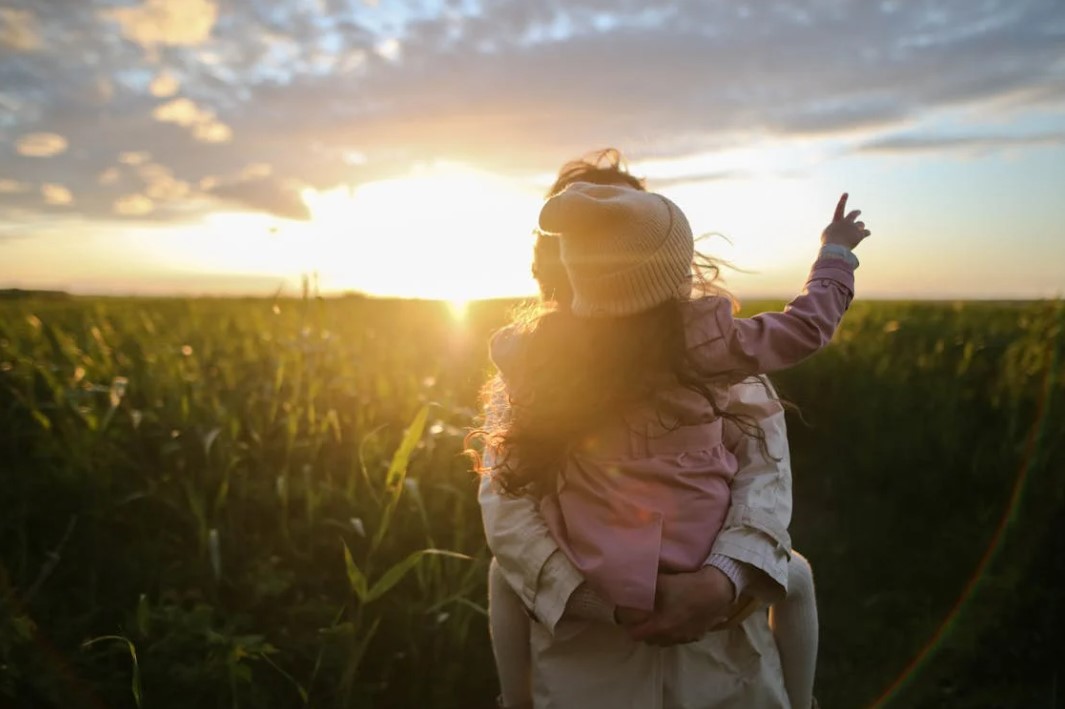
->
{"left": 478, "top": 149, "right": 820, "bottom": 709}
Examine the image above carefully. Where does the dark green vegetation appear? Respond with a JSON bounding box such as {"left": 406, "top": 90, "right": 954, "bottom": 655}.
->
{"left": 1, "top": 296, "right": 1062, "bottom": 708}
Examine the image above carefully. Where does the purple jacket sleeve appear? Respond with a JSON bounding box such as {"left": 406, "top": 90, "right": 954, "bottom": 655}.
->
{"left": 689, "top": 257, "right": 855, "bottom": 378}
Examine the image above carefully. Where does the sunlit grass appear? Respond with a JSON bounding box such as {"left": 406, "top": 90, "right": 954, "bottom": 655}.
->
{"left": 0, "top": 295, "right": 1061, "bottom": 707}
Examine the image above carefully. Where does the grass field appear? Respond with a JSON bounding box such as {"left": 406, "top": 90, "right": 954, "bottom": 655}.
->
{"left": 1, "top": 295, "right": 1062, "bottom": 708}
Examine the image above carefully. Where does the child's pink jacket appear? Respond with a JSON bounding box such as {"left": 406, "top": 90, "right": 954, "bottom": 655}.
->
{"left": 492, "top": 255, "right": 855, "bottom": 612}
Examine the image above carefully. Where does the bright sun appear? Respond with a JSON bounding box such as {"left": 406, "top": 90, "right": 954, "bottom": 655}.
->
{"left": 300, "top": 162, "right": 541, "bottom": 301}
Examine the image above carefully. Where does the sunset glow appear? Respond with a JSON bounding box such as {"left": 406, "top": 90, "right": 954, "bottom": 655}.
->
{"left": 297, "top": 163, "right": 541, "bottom": 300}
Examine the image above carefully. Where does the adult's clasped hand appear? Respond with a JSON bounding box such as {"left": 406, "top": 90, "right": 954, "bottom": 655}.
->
{"left": 622, "top": 565, "right": 737, "bottom": 647}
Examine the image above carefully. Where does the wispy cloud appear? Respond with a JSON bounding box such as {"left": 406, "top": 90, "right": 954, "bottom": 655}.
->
{"left": 208, "top": 175, "right": 310, "bottom": 220}
{"left": 149, "top": 71, "right": 181, "bottom": 97}
{"left": 152, "top": 97, "right": 232, "bottom": 143}
{"left": 40, "top": 183, "right": 73, "bottom": 205}
{"left": 857, "top": 131, "right": 1065, "bottom": 155}
{"left": 15, "top": 133, "right": 68, "bottom": 158}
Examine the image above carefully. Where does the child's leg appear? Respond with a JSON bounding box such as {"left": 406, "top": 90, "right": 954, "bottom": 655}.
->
{"left": 770, "top": 551, "right": 819, "bottom": 709}
{"left": 488, "top": 557, "right": 533, "bottom": 708}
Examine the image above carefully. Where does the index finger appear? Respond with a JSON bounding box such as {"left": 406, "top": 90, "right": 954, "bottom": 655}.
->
{"left": 834, "top": 193, "right": 848, "bottom": 222}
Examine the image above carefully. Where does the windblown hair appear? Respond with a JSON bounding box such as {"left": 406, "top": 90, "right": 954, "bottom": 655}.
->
{"left": 466, "top": 148, "right": 772, "bottom": 498}
{"left": 546, "top": 148, "right": 645, "bottom": 197}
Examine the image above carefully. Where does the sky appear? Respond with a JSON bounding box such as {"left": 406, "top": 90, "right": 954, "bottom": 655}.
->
{"left": 1, "top": 0, "right": 1064, "bottom": 301}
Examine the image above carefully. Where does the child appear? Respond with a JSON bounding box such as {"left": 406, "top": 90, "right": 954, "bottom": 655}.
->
{"left": 480, "top": 182, "right": 869, "bottom": 708}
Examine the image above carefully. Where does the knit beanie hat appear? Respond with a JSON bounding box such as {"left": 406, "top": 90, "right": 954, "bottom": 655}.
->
{"left": 538, "top": 182, "right": 694, "bottom": 317}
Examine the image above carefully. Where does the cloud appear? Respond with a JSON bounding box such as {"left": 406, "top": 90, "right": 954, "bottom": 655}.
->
{"left": 102, "top": 0, "right": 218, "bottom": 47}
{"left": 240, "top": 163, "right": 273, "bottom": 179}
{"left": 1, "top": 0, "right": 1064, "bottom": 227}
{"left": 374, "top": 37, "right": 402, "bottom": 62}
{"left": 15, "top": 133, "right": 69, "bottom": 158}
{"left": 212, "top": 0, "right": 1064, "bottom": 182}
{"left": 113, "top": 194, "right": 154, "bottom": 216}
{"left": 138, "top": 162, "right": 192, "bottom": 201}
{"left": 857, "top": 131, "right": 1065, "bottom": 155}
{"left": 208, "top": 176, "right": 310, "bottom": 220}
{"left": 41, "top": 183, "right": 73, "bottom": 205}
{"left": 0, "top": 179, "right": 31, "bottom": 194}
{"left": 0, "top": 8, "right": 41, "bottom": 51}
{"left": 149, "top": 72, "right": 181, "bottom": 98}
{"left": 119, "top": 151, "right": 152, "bottom": 165}
{"left": 152, "top": 98, "right": 232, "bottom": 143}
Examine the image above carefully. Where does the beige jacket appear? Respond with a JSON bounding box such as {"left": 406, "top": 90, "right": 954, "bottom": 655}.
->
{"left": 479, "top": 378, "right": 795, "bottom": 708}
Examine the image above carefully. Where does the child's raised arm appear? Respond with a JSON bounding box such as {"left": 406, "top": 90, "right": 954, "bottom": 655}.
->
{"left": 688, "top": 193, "right": 871, "bottom": 379}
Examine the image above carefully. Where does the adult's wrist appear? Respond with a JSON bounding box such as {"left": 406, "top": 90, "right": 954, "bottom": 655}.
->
{"left": 706, "top": 554, "right": 750, "bottom": 602}
{"left": 565, "top": 582, "right": 616, "bottom": 624}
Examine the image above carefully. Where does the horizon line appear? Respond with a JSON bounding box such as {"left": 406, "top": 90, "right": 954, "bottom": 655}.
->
{"left": 2, "top": 287, "right": 1061, "bottom": 304}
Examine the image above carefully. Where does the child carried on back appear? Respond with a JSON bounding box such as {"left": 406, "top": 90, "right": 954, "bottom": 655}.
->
{"left": 479, "top": 181, "right": 870, "bottom": 709}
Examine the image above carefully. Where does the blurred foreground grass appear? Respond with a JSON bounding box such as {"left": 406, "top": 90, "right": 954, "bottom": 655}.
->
{"left": 1, "top": 295, "right": 1062, "bottom": 708}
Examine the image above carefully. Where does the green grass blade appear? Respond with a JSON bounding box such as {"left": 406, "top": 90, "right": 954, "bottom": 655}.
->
{"left": 341, "top": 538, "right": 368, "bottom": 602}
{"left": 82, "top": 635, "right": 142, "bottom": 708}
{"left": 371, "top": 404, "right": 430, "bottom": 552}
{"left": 365, "top": 548, "right": 472, "bottom": 603}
